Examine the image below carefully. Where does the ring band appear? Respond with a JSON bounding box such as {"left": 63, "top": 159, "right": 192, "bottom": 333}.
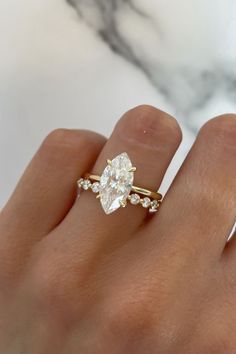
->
{"left": 85, "top": 174, "right": 162, "bottom": 201}
{"left": 77, "top": 152, "right": 162, "bottom": 215}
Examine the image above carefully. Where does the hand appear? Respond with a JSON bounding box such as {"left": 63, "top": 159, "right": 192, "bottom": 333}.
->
{"left": 0, "top": 105, "right": 235, "bottom": 354}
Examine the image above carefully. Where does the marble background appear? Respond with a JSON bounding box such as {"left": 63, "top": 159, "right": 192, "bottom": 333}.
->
{"left": 0, "top": 0, "right": 236, "bottom": 207}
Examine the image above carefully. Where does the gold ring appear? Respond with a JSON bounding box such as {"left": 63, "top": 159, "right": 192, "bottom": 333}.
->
{"left": 77, "top": 152, "right": 162, "bottom": 215}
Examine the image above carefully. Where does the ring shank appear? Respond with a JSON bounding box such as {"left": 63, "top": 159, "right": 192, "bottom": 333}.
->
{"left": 85, "top": 174, "right": 162, "bottom": 201}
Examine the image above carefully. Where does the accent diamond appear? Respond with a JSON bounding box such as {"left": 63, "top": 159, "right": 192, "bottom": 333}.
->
{"left": 130, "top": 193, "right": 140, "bottom": 205}
{"left": 151, "top": 200, "right": 158, "bottom": 209}
{"left": 82, "top": 179, "right": 91, "bottom": 190}
{"left": 149, "top": 200, "right": 158, "bottom": 213}
{"left": 91, "top": 182, "right": 100, "bottom": 193}
{"left": 77, "top": 178, "right": 84, "bottom": 188}
{"left": 142, "top": 197, "right": 151, "bottom": 208}
{"left": 99, "top": 153, "right": 134, "bottom": 214}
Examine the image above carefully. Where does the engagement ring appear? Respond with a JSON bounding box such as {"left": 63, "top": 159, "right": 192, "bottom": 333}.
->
{"left": 77, "top": 153, "right": 162, "bottom": 215}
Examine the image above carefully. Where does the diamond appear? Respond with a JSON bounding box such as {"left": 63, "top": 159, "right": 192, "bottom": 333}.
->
{"left": 77, "top": 178, "right": 84, "bottom": 188}
{"left": 141, "top": 197, "right": 151, "bottom": 208}
{"left": 151, "top": 200, "right": 158, "bottom": 208}
{"left": 99, "top": 153, "right": 134, "bottom": 214}
{"left": 149, "top": 207, "right": 157, "bottom": 213}
{"left": 82, "top": 179, "right": 91, "bottom": 190}
{"left": 130, "top": 193, "right": 140, "bottom": 205}
{"left": 91, "top": 182, "right": 100, "bottom": 193}
{"left": 149, "top": 200, "right": 159, "bottom": 213}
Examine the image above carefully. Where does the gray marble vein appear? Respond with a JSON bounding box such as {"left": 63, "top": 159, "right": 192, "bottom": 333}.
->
{"left": 67, "top": 0, "right": 236, "bottom": 133}
{"left": 1, "top": 0, "right": 236, "bottom": 207}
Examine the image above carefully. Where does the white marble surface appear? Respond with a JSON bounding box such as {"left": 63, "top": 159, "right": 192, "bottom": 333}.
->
{"left": 0, "top": 0, "right": 236, "bottom": 208}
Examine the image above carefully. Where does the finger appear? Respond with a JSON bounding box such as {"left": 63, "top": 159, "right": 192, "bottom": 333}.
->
{"left": 45, "top": 106, "right": 182, "bottom": 263}
{"left": 149, "top": 114, "right": 236, "bottom": 259}
{"left": 0, "top": 129, "right": 106, "bottom": 276}
{"left": 222, "top": 222, "right": 236, "bottom": 269}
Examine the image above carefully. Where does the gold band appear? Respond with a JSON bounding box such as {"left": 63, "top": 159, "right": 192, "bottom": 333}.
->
{"left": 84, "top": 174, "right": 162, "bottom": 201}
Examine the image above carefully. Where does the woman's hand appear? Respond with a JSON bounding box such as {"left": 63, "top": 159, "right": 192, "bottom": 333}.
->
{"left": 0, "top": 105, "right": 235, "bottom": 353}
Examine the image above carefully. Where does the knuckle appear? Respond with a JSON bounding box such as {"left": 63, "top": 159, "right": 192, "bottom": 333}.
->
{"left": 45, "top": 128, "right": 71, "bottom": 142}
{"left": 206, "top": 329, "right": 234, "bottom": 354}
{"left": 106, "top": 299, "right": 151, "bottom": 340}
{"left": 104, "top": 289, "right": 160, "bottom": 341}
{"left": 201, "top": 114, "right": 236, "bottom": 147}
{"left": 117, "top": 105, "right": 182, "bottom": 147}
{"left": 197, "top": 307, "right": 236, "bottom": 354}
{"left": 30, "top": 257, "right": 74, "bottom": 318}
{"left": 42, "top": 128, "right": 87, "bottom": 153}
{"left": 30, "top": 253, "right": 91, "bottom": 323}
{"left": 104, "top": 292, "right": 179, "bottom": 351}
{"left": 40, "top": 129, "right": 105, "bottom": 162}
{"left": 31, "top": 258, "right": 62, "bottom": 307}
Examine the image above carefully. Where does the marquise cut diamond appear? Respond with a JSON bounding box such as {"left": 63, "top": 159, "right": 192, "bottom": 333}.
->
{"left": 99, "top": 153, "right": 134, "bottom": 214}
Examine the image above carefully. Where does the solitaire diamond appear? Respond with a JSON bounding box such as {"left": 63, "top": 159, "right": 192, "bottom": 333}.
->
{"left": 99, "top": 153, "right": 134, "bottom": 214}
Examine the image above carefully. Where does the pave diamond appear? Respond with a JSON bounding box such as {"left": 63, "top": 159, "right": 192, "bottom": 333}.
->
{"left": 142, "top": 197, "right": 151, "bottom": 208}
{"left": 82, "top": 179, "right": 91, "bottom": 190}
{"left": 130, "top": 193, "right": 140, "bottom": 205}
{"left": 149, "top": 200, "right": 159, "bottom": 213}
{"left": 91, "top": 182, "right": 100, "bottom": 193}
{"left": 99, "top": 153, "right": 134, "bottom": 214}
{"left": 77, "top": 178, "right": 84, "bottom": 188}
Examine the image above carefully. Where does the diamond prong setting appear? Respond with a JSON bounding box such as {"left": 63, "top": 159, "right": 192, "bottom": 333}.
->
{"left": 77, "top": 153, "right": 162, "bottom": 214}
{"left": 119, "top": 199, "right": 127, "bottom": 208}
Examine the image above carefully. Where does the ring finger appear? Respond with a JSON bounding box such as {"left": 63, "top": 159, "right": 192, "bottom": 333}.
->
{"left": 51, "top": 105, "right": 182, "bottom": 244}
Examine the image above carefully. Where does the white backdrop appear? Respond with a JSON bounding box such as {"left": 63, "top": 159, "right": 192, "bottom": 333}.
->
{"left": 1, "top": 0, "right": 236, "bottom": 208}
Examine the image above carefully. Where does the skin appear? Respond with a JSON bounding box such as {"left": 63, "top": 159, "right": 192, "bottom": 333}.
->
{"left": 0, "top": 105, "right": 236, "bottom": 354}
